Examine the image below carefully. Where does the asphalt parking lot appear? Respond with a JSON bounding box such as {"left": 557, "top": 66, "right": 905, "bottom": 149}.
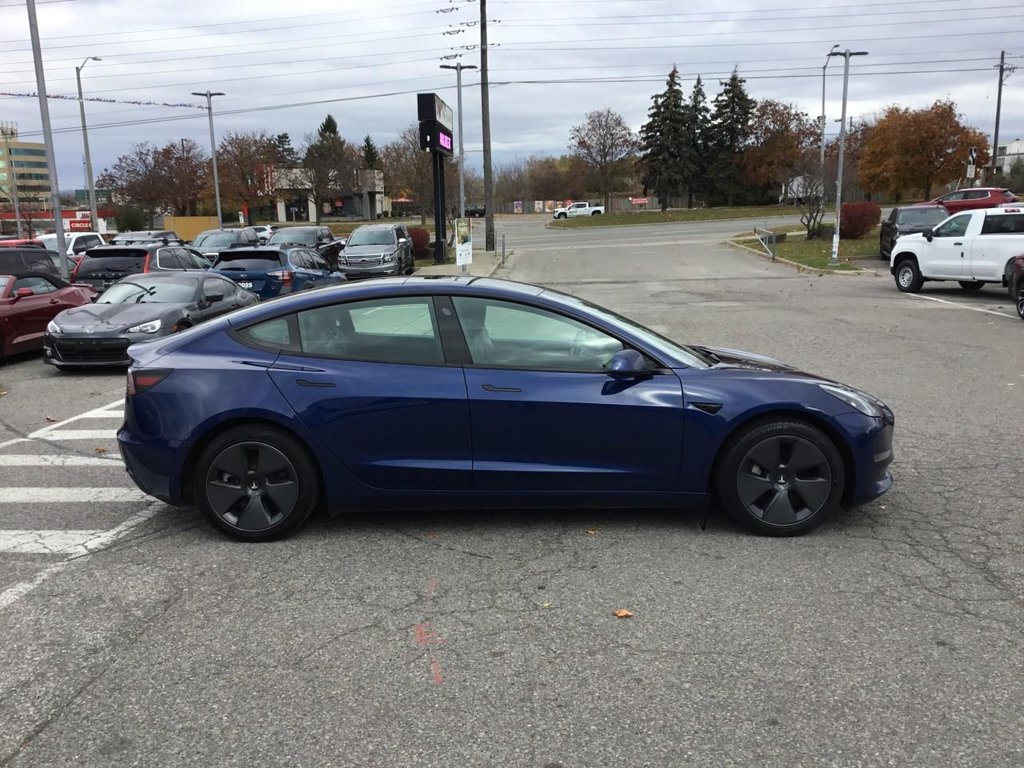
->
{"left": 1, "top": 218, "right": 1021, "bottom": 767}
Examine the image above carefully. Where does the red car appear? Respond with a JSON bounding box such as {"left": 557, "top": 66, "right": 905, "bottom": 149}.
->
{"left": 926, "top": 187, "right": 1017, "bottom": 214}
{"left": 0, "top": 273, "right": 96, "bottom": 362}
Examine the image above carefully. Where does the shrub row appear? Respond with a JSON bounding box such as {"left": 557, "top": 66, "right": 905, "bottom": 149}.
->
{"left": 840, "top": 201, "right": 881, "bottom": 239}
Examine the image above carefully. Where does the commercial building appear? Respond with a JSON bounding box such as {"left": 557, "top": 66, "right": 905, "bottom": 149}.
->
{"left": 0, "top": 124, "right": 51, "bottom": 211}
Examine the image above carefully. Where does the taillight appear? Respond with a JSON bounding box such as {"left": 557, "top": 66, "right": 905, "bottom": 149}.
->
{"left": 70, "top": 259, "right": 80, "bottom": 282}
{"left": 268, "top": 270, "right": 293, "bottom": 285}
{"left": 143, "top": 254, "right": 152, "bottom": 272}
{"left": 127, "top": 368, "right": 172, "bottom": 396}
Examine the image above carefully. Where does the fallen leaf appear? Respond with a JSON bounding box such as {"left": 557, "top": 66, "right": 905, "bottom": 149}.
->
{"left": 94, "top": 447, "right": 107, "bottom": 454}
{"left": 613, "top": 609, "right": 634, "bottom": 619}
{"left": 45, "top": 416, "right": 58, "bottom": 423}
{"left": 0, "top": 390, "right": 7, "bottom": 397}
{"left": 586, "top": 527, "right": 600, "bottom": 535}
{"left": 541, "top": 602, "right": 552, "bottom": 609}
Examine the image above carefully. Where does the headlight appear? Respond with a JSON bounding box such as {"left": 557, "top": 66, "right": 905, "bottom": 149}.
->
{"left": 382, "top": 251, "right": 395, "bottom": 263}
{"left": 126, "top": 319, "right": 162, "bottom": 334}
{"left": 46, "top": 320, "right": 62, "bottom": 334}
{"left": 819, "top": 383, "right": 883, "bottom": 417}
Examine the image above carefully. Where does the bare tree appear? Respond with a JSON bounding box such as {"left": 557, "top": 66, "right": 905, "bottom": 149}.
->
{"left": 161, "top": 139, "right": 209, "bottom": 216}
{"left": 569, "top": 109, "right": 639, "bottom": 210}
{"left": 302, "top": 115, "right": 358, "bottom": 224}
{"left": 217, "top": 131, "right": 278, "bottom": 225}
{"left": 97, "top": 142, "right": 167, "bottom": 226}
{"left": 381, "top": 124, "right": 432, "bottom": 224}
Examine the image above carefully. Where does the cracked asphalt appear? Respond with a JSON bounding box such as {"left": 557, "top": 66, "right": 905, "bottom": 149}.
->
{"left": 0, "top": 216, "right": 1021, "bottom": 767}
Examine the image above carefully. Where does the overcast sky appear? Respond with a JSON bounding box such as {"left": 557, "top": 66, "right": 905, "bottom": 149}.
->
{"left": 0, "top": 0, "right": 1020, "bottom": 192}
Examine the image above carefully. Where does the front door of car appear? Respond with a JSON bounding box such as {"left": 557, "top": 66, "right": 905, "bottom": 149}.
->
{"left": 451, "top": 296, "right": 684, "bottom": 491}
{"left": 8, "top": 276, "right": 58, "bottom": 350}
{"left": 928, "top": 213, "right": 972, "bottom": 277}
{"left": 266, "top": 296, "right": 471, "bottom": 490}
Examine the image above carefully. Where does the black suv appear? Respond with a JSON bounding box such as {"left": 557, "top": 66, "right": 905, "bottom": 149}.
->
{"left": 879, "top": 205, "right": 950, "bottom": 261}
{"left": 266, "top": 226, "right": 344, "bottom": 267}
{"left": 337, "top": 223, "right": 414, "bottom": 279}
{"left": 191, "top": 228, "right": 261, "bottom": 259}
{"left": 0, "top": 247, "right": 61, "bottom": 278}
{"left": 71, "top": 243, "right": 206, "bottom": 293}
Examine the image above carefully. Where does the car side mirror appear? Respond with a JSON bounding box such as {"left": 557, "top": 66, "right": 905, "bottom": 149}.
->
{"left": 14, "top": 287, "right": 33, "bottom": 299}
{"left": 204, "top": 293, "right": 224, "bottom": 304}
{"left": 923, "top": 228, "right": 934, "bottom": 241}
{"left": 607, "top": 349, "right": 649, "bottom": 379}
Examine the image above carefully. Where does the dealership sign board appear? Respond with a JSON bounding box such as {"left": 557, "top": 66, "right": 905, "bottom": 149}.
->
{"left": 417, "top": 93, "right": 453, "bottom": 132}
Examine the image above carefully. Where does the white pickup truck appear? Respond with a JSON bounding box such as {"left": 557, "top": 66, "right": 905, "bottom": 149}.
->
{"left": 552, "top": 201, "right": 605, "bottom": 219}
{"left": 890, "top": 207, "right": 1024, "bottom": 295}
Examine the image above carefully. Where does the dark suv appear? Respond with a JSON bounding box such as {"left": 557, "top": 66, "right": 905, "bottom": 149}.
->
{"left": 0, "top": 247, "right": 61, "bottom": 278}
{"left": 71, "top": 244, "right": 206, "bottom": 293}
{"left": 266, "top": 226, "right": 344, "bottom": 267}
{"left": 109, "top": 230, "right": 184, "bottom": 245}
{"left": 191, "top": 228, "right": 261, "bottom": 259}
{"left": 879, "top": 205, "right": 950, "bottom": 260}
{"left": 338, "top": 223, "right": 414, "bottom": 279}
{"left": 210, "top": 246, "right": 345, "bottom": 300}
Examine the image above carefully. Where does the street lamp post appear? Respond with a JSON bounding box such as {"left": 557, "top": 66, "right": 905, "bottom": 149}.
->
{"left": 76, "top": 56, "right": 101, "bottom": 230}
{"left": 820, "top": 44, "right": 839, "bottom": 172}
{"left": 440, "top": 63, "right": 477, "bottom": 222}
{"left": 828, "top": 48, "right": 868, "bottom": 266}
{"left": 192, "top": 90, "right": 224, "bottom": 227}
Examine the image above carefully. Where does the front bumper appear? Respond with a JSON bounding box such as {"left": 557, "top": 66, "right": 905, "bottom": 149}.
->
{"left": 340, "top": 262, "right": 400, "bottom": 279}
{"left": 44, "top": 332, "right": 133, "bottom": 367}
{"left": 837, "top": 405, "right": 895, "bottom": 507}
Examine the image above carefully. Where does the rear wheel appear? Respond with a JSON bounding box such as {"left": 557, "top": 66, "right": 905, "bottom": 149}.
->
{"left": 194, "top": 424, "right": 319, "bottom": 541}
{"left": 895, "top": 258, "right": 923, "bottom": 293}
{"left": 591, "top": 210, "right": 602, "bottom": 215}
{"left": 715, "top": 420, "right": 844, "bottom": 536}
{"left": 1016, "top": 281, "right": 1024, "bottom": 321}
{"left": 958, "top": 280, "right": 985, "bottom": 291}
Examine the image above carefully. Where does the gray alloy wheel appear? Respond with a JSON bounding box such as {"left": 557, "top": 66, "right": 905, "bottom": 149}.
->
{"left": 895, "top": 259, "right": 923, "bottom": 293}
{"left": 195, "top": 425, "right": 318, "bottom": 541}
{"left": 958, "top": 280, "right": 985, "bottom": 291}
{"left": 716, "top": 420, "right": 844, "bottom": 536}
{"left": 1016, "top": 282, "right": 1024, "bottom": 321}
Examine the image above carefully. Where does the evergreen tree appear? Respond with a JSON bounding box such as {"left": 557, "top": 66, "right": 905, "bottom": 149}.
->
{"left": 272, "top": 133, "right": 299, "bottom": 166}
{"left": 684, "top": 75, "right": 711, "bottom": 208}
{"left": 707, "top": 69, "right": 755, "bottom": 205}
{"left": 362, "top": 135, "right": 381, "bottom": 169}
{"left": 639, "top": 67, "right": 689, "bottom": 211}
{"left": 318, "top": 114, "right": 339, "bottom": 138}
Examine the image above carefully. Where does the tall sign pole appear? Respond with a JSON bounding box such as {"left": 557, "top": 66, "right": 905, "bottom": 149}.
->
{"left": 26, "top": 0, "right": 69, "bottom": 278}
{"left": 828, "top": 48, "right": 868, "bottom": 266}
{"left": 990, "top": 50, "right": 1006, "bottom": 179}
{"left": 480, "top": 0, "right": 495, "bottom": 252}
{"left": 417, "top": 93, "right": 454, "bottom": 264}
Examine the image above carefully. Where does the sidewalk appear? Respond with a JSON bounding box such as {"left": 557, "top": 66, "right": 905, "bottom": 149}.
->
{"left": 414, "top": 247, "right": 505, "bottom": 278}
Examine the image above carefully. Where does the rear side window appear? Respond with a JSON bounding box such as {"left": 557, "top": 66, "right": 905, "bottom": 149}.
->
{"left": 75, "top": 249, "right": 148, "bottom": 275}
{"left": 236, "top": 315, "right": 299, "bottom": 352}
{"left": 980, "top": 214, "right": 1024, "bottom": 234}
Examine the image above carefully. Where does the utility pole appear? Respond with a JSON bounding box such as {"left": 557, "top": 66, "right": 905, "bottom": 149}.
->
{"left": 440, "top": 62, "right": 477, "bottom": 219}
{"left": 480, "top": 0, "right": 495, "bottom": 252}
{"left": 26, "top": 0, "right": 69, "bottom": 279}
{"left": 829, "top": 48, "right": 868, "bottom": 266}
{"left": 192, "top": 91, "right": 224, "bottom": 227}
{"left": 76, "top": 56, "right": 101, "bottom": 230}
{"left": 820, "top": 44, "right": 839, "bottom": 173}
{"left": 990, "top": 50, "right": 1007, "bottom": 178}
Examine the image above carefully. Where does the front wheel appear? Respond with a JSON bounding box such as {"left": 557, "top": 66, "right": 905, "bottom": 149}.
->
{"left": 895, "top": 259, "right": 923, "bottom": 293}
{"left": 555, "top": 213, "right": 566, "bottom": 219}
{"left": 715, "top": 420, "right": 844, "bottom": 536}
{"left": 1016, "top": 281, "right": 1024, "bottom": 321}
{"left": 194, "top": 424, "right": 320, "bottom": 541}
{"left": 958, "top": 280, "right": 985, "bottom": 291}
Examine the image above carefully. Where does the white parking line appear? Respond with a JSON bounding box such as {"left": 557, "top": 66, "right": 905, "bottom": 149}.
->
{"left": 0, "top": 455, "right": 123, "bottom": 467}
{"left": 2, "top": 487, "right": 151, "bottom": 503}
{"left": 27, "top": 398, "right": 124, "bottom": 440}
{"left": 31, "top": 429, "right": 119, "bottom": 442}
{"left": 905, "top": 293, "right": 1017, "bottom": 319}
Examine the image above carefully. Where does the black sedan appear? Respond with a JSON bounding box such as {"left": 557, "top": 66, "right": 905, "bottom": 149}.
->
{"left": 879, "top": 205, "right": 949, "bottom": 261}
{"left": 43, "top": 272, "right": 258, "bottom": 368}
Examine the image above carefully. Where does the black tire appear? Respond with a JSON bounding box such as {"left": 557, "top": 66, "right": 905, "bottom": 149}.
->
{"left": 1016, "top": 280, "right": 1024, "bottom": 321}
{"left": 193, "top": 424, "right": 319, "bottom": 541}
{"left": 958, "top": 280, "right": 985, "bottom": 291}
{"left": 714, "top": 419, "right": 845, "bottom": 537}
{"left": 591, "top": 210, "right": 602, "bottom": 215}
{"left": 556, "top": 213, "right": 567, "bottom": 219}
{"left": 894, "top": 258, "right": 923, "bottom": 293}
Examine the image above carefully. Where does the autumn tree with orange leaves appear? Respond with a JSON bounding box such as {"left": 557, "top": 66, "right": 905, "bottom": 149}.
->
{"left": 858, "top": 100, "right": 990, "bottom": 200}
{"left": 741, "top": 100, "right": 817, "bottom": 199}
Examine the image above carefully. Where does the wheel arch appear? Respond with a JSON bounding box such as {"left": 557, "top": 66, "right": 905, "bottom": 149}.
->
{"left": 179, "top": 416, "right": 326, "bottom": 506}
{"left": 707, "top": 409, "right": 856, "bottom": 507}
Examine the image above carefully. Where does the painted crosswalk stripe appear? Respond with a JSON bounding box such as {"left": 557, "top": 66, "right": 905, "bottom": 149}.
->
{"left": 0, "top": 530, "right": 107, "bottom": 555}
{"left": 31, "top": 429, "right": 119, "bottom": 442}
{"left": 0, "top": 455, "right": 123, "bottom": 467}
{"left": 2, "top": 487, "right": 151, "bottom": 503}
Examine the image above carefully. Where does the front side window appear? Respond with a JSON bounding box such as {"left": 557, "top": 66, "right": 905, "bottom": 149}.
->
{"left": 933, "top": 214, "right": 971, "bottom": 238}
{"left": 14, "top": 275, "right": 55, "bottom": 294}
{"left": 452, "top": 296, "right": 624, "bottom": 371}
{"left": 296, "top": 297, "right": 444, "bottom": 365}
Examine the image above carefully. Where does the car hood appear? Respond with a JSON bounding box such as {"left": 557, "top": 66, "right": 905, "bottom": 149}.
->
{"left": 54, "top": 303, "right": 182, "bottom": 333}
{"left": 344, "top": 244, "right": 394, "bottom": 256}
{"left": 694, "top": 345, "right": 800, "bottom": 373}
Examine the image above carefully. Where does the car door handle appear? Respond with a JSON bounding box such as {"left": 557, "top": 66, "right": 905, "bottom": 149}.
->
{"left": 954, "top": 241, "right": 963, "bottom": 246}
{"left": 482, "top": 384, "right": 521, "bottom": 393}
{"left": 296, "top": 379, "right": 335, "bottom": 388}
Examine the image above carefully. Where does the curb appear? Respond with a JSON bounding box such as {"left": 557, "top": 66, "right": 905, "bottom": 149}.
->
{"left": 727, "top": 239, "right": 883, "bottom": 276}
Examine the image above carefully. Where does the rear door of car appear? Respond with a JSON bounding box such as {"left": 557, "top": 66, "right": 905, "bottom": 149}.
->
{"left": 258, "top": 296, "right": 472, "bottom": 491}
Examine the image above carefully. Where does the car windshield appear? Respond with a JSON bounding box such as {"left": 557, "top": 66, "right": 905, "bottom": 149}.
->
{"left": 268, "top": 230, "right": 315, "bottom": 246}
{"left": 193, "top": 232, "right": 236, "bottom": 247}
{"left": 898, "top": 208, "right": 949, "bottom": 227}
{"left": 100, "top": 279, "right": 196, "bottom": 304}
{"left": 347, "top": 229, "right": 395, "bottom": 246}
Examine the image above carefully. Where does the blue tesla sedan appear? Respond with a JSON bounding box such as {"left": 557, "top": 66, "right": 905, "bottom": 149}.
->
{"left": 117, "top": 277, "right": 894, "bottom": 541}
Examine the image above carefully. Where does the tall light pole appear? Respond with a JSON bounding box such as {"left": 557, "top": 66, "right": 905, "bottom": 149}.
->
{"left": 76, "top": 56, "right": 101, "bottom": 230}
{"left": 26, "top": 0, "right": 69, "bottom": 278}
{"left": 820, "top": 43, "right": 839, "bottom": 172}
{"left": 192, "top": 91, "right": 224, "bottom": 227}
{"left": 828, "top": 48, "right": 868, "bottom": 265}
{"left": 440, "top": 62, "right": 477, "bottom": 220}
{"left": 479, "top": 0, "right": 495, "bottom": 251}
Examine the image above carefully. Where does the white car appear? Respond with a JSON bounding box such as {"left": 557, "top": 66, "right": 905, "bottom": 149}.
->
{"left": 35, "top": 231, "right": 105, "bottom": 255}
{"left": 552, "top": 202, "right": 605, "bottom": 219}
{"left": 251, "top": 225, "right": 279, "bottom": 244}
